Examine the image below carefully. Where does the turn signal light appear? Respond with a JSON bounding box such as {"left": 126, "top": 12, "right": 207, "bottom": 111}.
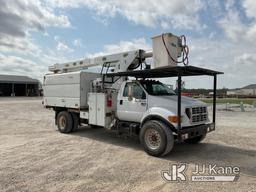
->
{"left": 168, "top": 116, "right": 182, "bottom": 123}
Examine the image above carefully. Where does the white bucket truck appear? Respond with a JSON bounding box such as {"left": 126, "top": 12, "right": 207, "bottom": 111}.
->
{"left": 43, "top": 33, "right": 222, "bottom": 156}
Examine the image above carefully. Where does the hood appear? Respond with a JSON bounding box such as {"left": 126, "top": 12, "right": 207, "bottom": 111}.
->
{"left": 148, "top": 95, "right": 207, "bottom": 110}
{"left": 161, "top": 96, "right": 206, "bottom": 107}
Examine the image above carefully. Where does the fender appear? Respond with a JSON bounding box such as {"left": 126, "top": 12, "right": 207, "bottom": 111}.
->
{"left": 141, "top": 107, "right": 176, "bottom": 124}
{"left": 141, "top": 114, "right": 177, "bottom": 133}
{"left": 141, "top": 107, "right": 178, "bottom": 133}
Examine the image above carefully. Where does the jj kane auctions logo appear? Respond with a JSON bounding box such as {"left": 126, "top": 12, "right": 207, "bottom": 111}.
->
{"left": 162, "top": 163, "right": 240, "bottom": 182}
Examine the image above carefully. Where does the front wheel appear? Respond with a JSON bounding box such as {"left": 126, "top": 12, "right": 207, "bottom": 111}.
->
{"left": 140, "top": 120, "right": 174, "bottom": 157}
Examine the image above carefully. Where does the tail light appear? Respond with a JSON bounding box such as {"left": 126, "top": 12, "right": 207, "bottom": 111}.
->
{"left": 107, "top": 93, "right": 112, "bottom": 108}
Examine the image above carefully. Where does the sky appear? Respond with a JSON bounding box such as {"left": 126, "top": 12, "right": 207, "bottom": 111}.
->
{"left": 0, "top": 0, "right": 256, "bottom": 89}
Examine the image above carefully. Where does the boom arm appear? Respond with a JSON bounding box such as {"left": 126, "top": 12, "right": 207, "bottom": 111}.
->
{"left": 48, "top": 33, "right": 188, "bottom": 74}
{"left": 49, "top": 49, "right": 153, "bottom": 74}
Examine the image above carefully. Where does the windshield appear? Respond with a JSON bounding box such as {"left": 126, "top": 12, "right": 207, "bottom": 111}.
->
{"left": 140, "top": 80, "right": 176, "bottom": 96}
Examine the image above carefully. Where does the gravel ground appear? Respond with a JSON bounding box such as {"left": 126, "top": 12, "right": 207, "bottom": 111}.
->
{"left": 0, "top": 97, "right": 255, "bottom": 192}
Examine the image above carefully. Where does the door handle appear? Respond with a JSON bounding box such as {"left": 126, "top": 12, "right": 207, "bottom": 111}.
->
{"left": 141, "top": 102, "right": 146, "bottom": 106}
{"left": 119, "top": 100, "right": 123, "bottom": 105}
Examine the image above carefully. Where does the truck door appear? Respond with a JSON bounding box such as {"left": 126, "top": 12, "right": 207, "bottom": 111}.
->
{"left": 117, "top": 82, "right": 147, "bottom": 122}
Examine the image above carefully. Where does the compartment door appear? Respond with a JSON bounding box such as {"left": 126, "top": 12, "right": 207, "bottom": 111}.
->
{"left": 96, "top": 93, "right": 106, "bottom": 127}
{"left": 88, "top": 93, "right": 97, "bottom": 125}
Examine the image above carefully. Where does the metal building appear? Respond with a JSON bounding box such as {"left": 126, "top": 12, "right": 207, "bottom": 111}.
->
{"left": 240, "top": 84, "right": 256, "bottom": 96}
{"left": 0, "top": 75, "right": 40, "bottom": 96}
{"left": 227, "top": 84, "right": 256, "bottom": 97}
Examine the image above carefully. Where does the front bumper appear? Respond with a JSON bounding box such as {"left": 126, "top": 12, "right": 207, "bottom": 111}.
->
{"left": 177, "top": 123, "right": 215, "bottom": 141}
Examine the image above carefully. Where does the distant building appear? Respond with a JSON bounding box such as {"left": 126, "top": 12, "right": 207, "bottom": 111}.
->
{"left": 227, "top": 84, "right": 256, "bottom": 96}
{"left": 240, "top": 84, "right": 256, "bottom": 96}
{"left": 0, "top": 75, "right": 40, "bottom": 96}
{"left": 226, "top": 89, "right": 238, "bottom": 96}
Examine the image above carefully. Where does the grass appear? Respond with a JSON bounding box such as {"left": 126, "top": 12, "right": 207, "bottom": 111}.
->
{"left": 200, "top": 98, "right": 256, "bottom": 105}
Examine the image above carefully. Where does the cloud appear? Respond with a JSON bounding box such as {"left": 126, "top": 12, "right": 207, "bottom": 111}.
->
{"left": 54, "top": 36, "right": 60, "bottom": 41}
{"left": 73, "top": 39, "right": 82, "bottom": 47}
{"left": 0, "top": 34, "right": 40, "bottom": 54}
{"left": 54, "top": 36, "right": 74, "bottom": 53}
{"left": 217, "top": 0, "right": 256, "bottom": 43}
{"left": 87, "top": 38, "right": 151, "bottom": 57}
{"left": 46, "top": 0, "right": 205, "bottom": 30}
{"left": 242, "top": 0, "right": 256, "bottom": 19}
{"left": 0, "top": 47, "right": 73, "bottom": 82}
{"left": 0, "top": 0, "right": 70, "bottom": 54}
{"left": 242, "top": 0, "right": 256, "bottom": 42}
{"left": 0, "top": 0, "right": 70, "bottom": 36}
{"left": 234, "top": 53, "right": 256, "bottom": 69}
{"left": 187, "top": 37, "right": 256, "bottom": 88}
{"left": 56, "top": 42, "right": 74, "bottom": 53}
{"left": 0, "top": 0, "right": 74, "bottom": 81}
{"left": 217, "top": 3, "right": 246, "bottom": 41}
{"left": 0, "top": 53, "right": 46, "bottom": 80}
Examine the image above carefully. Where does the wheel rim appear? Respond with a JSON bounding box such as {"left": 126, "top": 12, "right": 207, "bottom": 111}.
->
{"left": 145, "top": 128, "right": 161, "bottom": 150}
{"left": 59, "top": 116, "right": 66, "bottom": 130}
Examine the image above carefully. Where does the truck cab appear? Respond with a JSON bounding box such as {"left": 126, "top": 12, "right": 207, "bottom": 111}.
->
{"left": 117, "top": 80, "right": 209, "bottom": 127}
{"left": 114, "top": 79, "right": 211, "bottom": 156}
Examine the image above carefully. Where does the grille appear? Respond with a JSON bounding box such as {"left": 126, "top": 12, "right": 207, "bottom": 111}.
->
{"left": 190, "top": 107, "right": 207, "bottom": 123}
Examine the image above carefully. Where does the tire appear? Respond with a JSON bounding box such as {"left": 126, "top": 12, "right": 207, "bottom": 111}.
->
{"left": 162, "top": 123, "right": 174, "bottom": 156}
{"left": 140, "top": 120, "right": 174, "bottom": 157}
{"left": 184, "top": 134, "right": 206, "bottom": 144}
{"left": 56, "top": 111, "right": 73, "bottom": 133}
{"left": 71, "top": 112, "right": 79, "bottom": 132}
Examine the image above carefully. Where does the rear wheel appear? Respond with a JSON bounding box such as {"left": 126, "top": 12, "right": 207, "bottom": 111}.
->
{"left": 71, "top": 112, "right": 79, "bottom": 132}
{"left": 140, "top": 120, "right": 174, "bottom": 157}
{"left": 56, "top": 111, "right": 73, "bottom": 133}
{"left": 184, "top": 134, "right": 206, "bottom": 144}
